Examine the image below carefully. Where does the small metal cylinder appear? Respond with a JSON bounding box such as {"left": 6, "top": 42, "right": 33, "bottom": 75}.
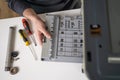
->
{"left": 5, "top": 27, "right": 16, "bottom": 71}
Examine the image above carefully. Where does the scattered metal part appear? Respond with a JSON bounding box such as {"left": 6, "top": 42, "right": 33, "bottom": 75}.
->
{"left": 10, "top": 67, "right": 19, "bottom": 75}
{"left": 29, "top": 45, "right": 38, "bottom": 60}
{"left": 11, "top": 51, "right": 19, "bottom": 58}
{"left": 5, "top": 27, "right": 16, "bottom": 71}
{"left": 13, "top": 58, "right": 20, "bottom": 61}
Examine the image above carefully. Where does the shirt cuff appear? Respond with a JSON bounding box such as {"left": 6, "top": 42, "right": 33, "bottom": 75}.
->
{"left": 8, "top": 0, "right": 31, "bottom": 16}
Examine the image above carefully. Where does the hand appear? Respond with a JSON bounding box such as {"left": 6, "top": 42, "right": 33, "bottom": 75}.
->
{"left": 23, "top": 8, "right": 51, "bottom": 46}
{"left": 31, "top": 16, "right": 51, "bottom": 46}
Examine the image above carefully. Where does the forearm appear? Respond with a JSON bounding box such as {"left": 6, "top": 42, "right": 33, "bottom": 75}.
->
{"left": 8, "top": 0, "right": 31, "bottom": 15}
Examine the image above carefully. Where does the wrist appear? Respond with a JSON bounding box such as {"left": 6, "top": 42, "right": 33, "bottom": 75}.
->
{"left": 23, "top": 8, "right": 38, "bottom": 21}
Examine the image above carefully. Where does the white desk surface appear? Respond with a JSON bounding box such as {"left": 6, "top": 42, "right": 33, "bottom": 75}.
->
{"left": 0, "top": 9, "right": 88, "bottom": 80}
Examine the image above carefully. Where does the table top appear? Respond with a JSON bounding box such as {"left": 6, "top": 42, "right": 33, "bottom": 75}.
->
{"left": 0, "top": 9, "right": 88, "bottom": 80}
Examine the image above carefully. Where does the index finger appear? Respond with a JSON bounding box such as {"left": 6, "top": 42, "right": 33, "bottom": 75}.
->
{"left": 39, "top": 27, "right": 51, "bottom": 39}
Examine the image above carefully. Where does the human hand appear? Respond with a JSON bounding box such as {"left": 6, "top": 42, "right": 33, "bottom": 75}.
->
{"left": 23, "top": 8, "right": 51, "bottom": 46}
{"left": 30, "top": 16, "right": 51, "bottom": 46}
